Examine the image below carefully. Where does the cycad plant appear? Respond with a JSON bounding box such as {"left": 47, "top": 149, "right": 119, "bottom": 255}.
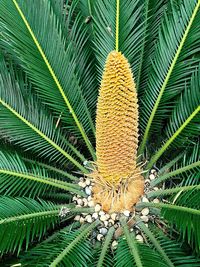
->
{"left": 0, "top": 0, "right": 200, "bottom": 266}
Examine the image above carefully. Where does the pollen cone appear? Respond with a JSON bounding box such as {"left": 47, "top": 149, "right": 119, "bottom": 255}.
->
{"left": 92, "top": 51, "right": 144, "bottom": 212}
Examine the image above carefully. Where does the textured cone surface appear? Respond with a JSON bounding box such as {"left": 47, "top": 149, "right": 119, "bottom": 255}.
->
{"left": 92, "top": 51, "right": 144, "bottom": 212}
{"left": 96, "top": 51, "right": 139, "bottom": 184}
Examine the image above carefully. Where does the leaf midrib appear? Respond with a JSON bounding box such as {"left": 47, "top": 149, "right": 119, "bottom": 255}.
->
{"left": 12, "top": 0, "right": 96, "bottom": 159}
{"left": 0, "top": 98, "right": 87, "bottom": 173}
{"left": 139, "top": 1, "right": 200, "bottom": 155}
{"left": 0, "top": 209, "right": 60, "bottom": 225}
{"left": 0, "top": 168, "right": 84, "bottom": 196}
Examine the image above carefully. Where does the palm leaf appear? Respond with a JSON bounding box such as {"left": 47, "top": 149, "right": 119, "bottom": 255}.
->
{"left": 0, "top": 54, "right": 87, "bottom": 172}
{"left": 91, "top": 0, "right": 144, "bottom": 81}
{"left": 135, "top": 217, "right": 174, "bottom": 267}
{"left": 0, "top": 0, "right": 96, "bottom": 158}
{"left": 139, "top": 0, "right": 200, "bottom": 154}
{"left": 115, "top": 237, "right": 169, "bottom": 267}
{"left": 147, "top": 67, "right": 200, "bottom": 169}
{"left": 151, "top": 143, "right": 200, "bottom": 186}
{"left": 136, "top": 195, "right": 200, "bottom": 253}
{"left": 0, "top": 150, "right": 84, "bottom": 198}
{"left": 19, "top": 222, "right": 99, "bottom": 266}
{"left": 152, "top": 228, "right": 200, "bottom": 266}
{"left": 0, "top": 197, "right": 64, "bottom": 254}
{"left": 137, "top": 0, "right": 169, "bottom": 95}
{"left": 96, "top": 227, "right": 115, "bottom": 267}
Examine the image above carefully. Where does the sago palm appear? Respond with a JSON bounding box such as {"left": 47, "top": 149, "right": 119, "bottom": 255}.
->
{"left": 0, "top": 0, "right": 200, "bottom": 266}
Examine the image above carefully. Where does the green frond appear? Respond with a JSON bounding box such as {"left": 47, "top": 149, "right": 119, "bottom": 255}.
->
{"left": 147, "top": 68, "right": 200, "bottom": 168}
{"left": 0, "top": 0, "right": 96, "bottom": 158}
{"left": 23, "top": 157, "right": 79, "bottom": 182}
{"left": 0, "top": 197, "right": 64, "bottom": 254}
{"left": 151, "top": 143, "right": 200, "bottom": 186}
{"left": 96, "top": 227, "right": 115, "bottom": 267}
{"left": 139, "top": 0, "right": 200, "bottom": 154}
{"left": 136, "top": 196, "right": 200, "bottom": 253}
{"left": 115, "top": 236, "right": 169, "bottom": 267}
{"left": 0, "top": 150, "right": 84, "bottom": 198}
{"left": 151, "top": 227, "right": 200, "bottom": 266}
{"left": 19, "top": 222, "right": 99, "bottom": 266}
{"left": 92, "top": 0, "right": 144, "bottom": 80}
{"left": 0, "top": 54, "right": 87, "bottom": 172}
{"left": 137, "top": 0, "right": 168, "bottom": 95}
{"left": 135, "top": 217, "right": 174, "bottom": 267}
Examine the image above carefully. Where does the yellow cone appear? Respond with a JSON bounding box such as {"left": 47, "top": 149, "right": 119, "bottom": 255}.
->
{"left": 92, "top": 51, "right": 144, "bottom": 212}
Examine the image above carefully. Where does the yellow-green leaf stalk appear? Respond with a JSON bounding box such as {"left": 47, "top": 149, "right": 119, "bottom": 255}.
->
{"left": 91, "top": 51, "right": 144, "bottom": 212}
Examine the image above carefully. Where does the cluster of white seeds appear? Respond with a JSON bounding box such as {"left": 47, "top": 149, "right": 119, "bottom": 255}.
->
{"left": 73, "top": 169, "right": 161, "bottom": 248}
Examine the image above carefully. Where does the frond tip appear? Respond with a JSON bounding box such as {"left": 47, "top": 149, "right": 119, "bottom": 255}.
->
{"left": 92, "top": 51, "right": 144, "bottom": 212}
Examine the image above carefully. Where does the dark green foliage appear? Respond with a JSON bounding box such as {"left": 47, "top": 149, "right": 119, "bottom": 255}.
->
{"left": 0, "top": 0, "right": 199, "bottom": 266}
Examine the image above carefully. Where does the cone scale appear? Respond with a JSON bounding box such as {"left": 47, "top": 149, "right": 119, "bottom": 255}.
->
{"left": 92, "top": 51, "right": 144, "bottom": 212}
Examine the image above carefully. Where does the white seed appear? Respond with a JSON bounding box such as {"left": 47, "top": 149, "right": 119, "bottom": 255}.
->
{"left": 130, "top": 228, "right": 134, "bottom": 232}
{"left": 78, "top": 181, "right": 87, "bottom": 188}
{"left": 74, "top": 215, "right": 80, "bottom": 221}
{"left": 123, "top": 210, "right": 130, "bottom": 217}
{"left": 79, "top": 217, "right": 85, "bottom": 224}
{"left": 141, "top": 208, "right": 149, "bottom": 216}
{"left": 85, "top": 186, "right": 91, "bottom": 195}
{"left": 72, "top": 196, "right": 77, "bottom": 201}
{"left": 136, "top": 234, "right": 143, "bottom": 243}
{"left": 111, "top": 213, "right": 117, "bottom": 221}
{"left": 95, "top": 204, "right": 101, "bottom": 213}
{"left": 111, "top": 240, "right": 118, "bottom": 249}
{"left": 76, "top": 204, "right": 81, "bottom": 208}
{"left": 153, "top": 187, "right": 159, "bottom": 191}
{"left": 109, "top": 219, "right": 115, "bottom": 225}
{"left": 82, "top": 198, "right": 88, "bottom": 207}
{"left": 85, "top": 178, "right": 91, "bottom": 186}
{"left": 142, "top": 197, "right": 149, "bottom": 203}
{"left": 149, "top": 174, "right": 155, "bottom": 180}
{"left": 89, "top": 185, "right": 92, "bottom": 190}
{"left": 153, "top": 198, "right": 160, "bottom": 203}
{"left": 151, "top": 169, "right": 156, "bottom": 174}
{"left": 104, "top": 221, "right": 109, "bottom": 227}
{"left": 140, "top": 215, "right": 149, "bottom": 222}
{"left": 76, "top": 195, "right": 81, "bottom": 198}
{"left": 82, "top": 213, "right": 88, "bottom": 216}
{"left": 87, "top": 196, "right": 92, "bottom": 201}
{"left": 99, "top": 211, "right": 105, "bottom": 216}
{"left": 100, "top": 215, "right": 108, "bottom": 222}
{"left": 77, "top": 199, "right": 83, "bottom": 206}
{"left": 97, "top": 234, "right": 103, "bottom": 241}
{"left": 92, "top": 213, "right": 98, "bottom": 219}
{"left": 78, "top": 181, "right": 83, "bottom": 187}
{"left": 99, "top": 228, "right": 108, "bottom": 235}
{"left": 145, "top": 223, "right": 149, "bottom": 228}
{"left": 105, "top": 214, "right": 110, "bottom": 220}
{"left": 145, "top": 179, "right": 150, "bottom": 184}
{"left": 88, "top": 200, "right": 95, "bottom": 207}
{"left": 85, "top": 215, "right": 93, "bottom": 223}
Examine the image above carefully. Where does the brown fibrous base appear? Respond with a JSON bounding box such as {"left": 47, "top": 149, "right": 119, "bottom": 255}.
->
{"left": 90, "top": 169, "right": 144, "bottom": 212}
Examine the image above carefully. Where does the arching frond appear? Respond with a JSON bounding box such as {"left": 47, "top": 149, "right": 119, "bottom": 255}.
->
{"left": 0, "top": 0, "right": 96, "bottom": 158}
{"left": 137, "top": 194, "right": 200, "bottom": 253}
{"left": 0, "top": 150, "right": 84, "bottom": 198}
{"left": 91, "top": 0, "right": 144, "bottom": 80}
{"left": 0, "top": 54, "right": 86, "bottom": 172}
{"left": 147, "top": 68, "right": 200, "bottom": 168}
{"left": 152, "top": 227, "right": 200, "bottom": 266}
{"left": 139, "top": 0, "right": 200, "bottom": 154}
{"left": 0, "top": 197, "right": 63, "bottom": 254}
{"left": 19, "top": 222, "right": 99, "bottom": 266}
